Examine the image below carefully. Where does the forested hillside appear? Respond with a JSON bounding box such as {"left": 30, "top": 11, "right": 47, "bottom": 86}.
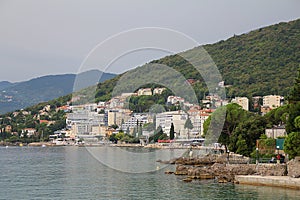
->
{"left": 95, "top": 18, "right": 300, "bottom": 102}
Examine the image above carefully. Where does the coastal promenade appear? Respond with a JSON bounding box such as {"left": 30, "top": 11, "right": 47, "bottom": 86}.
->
{"left": 235, "top": 175, "right": 300, "bottom": 190}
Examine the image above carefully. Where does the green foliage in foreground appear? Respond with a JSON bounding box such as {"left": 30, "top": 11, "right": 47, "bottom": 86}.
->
{"left": 284, "top": 132, "right": 300, "bottom": 159}
{"left": 204, "top": 103, "right": 268, "bottom": 156}
{"left": 148, "top": 126, "right": 168, "bottom": 143}
{"left": 109, "top": 132, "right": 140, "bottom": 144}
{"left": 286, "top": 70, "right": 300, "bottom": 133}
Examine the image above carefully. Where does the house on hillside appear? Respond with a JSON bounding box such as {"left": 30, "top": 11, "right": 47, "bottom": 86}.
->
{"left": 231, "top": 97, "right": 249, "bottom": 111}
{"left": 5, "top": 125, "right": 12, "bottom": 133}
{"left": 137, "top": 88, "right": 152, "bottom": 96}
{"left": 265, "top": 125, "right": 287, "bottom": 139}
{"left": 153, "top": 88, "right": 166, "bottom": 95}
{"left": 39, "top": 120, "right": 55, "bottom": 126}
{"left": 21, "top": 128, "right": 37, "bottom": 137}
{"left": 263, "top": 95, "right": 283, "bottom": 108}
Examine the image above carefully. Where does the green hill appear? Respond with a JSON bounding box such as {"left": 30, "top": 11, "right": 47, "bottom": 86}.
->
{"left": 1, "top": 18, "right": 300, "bottom": 115}
{"left": 205, "top": 19, "right": 300, "bottom": 97}
{"left": 93, "top": 18, "right": 300, "bottom": 103}
{"left": 0, "top": 18, "right": 299, "bottom": 143}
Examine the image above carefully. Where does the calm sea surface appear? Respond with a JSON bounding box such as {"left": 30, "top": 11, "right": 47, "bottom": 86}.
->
{"left": 1, "top": 146, "right": 300, "bottom": 200}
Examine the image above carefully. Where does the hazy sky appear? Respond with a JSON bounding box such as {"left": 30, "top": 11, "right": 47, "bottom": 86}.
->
{"left": 1, "top": 0, "right": 300, "bottom": 82}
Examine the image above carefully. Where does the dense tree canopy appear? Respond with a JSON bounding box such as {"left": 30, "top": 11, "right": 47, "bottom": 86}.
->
{"left": 284, "top": 132, "right": 300, "bottom": 159}
{"left": 204, "top": 103, "right": 250, "bottom": 150}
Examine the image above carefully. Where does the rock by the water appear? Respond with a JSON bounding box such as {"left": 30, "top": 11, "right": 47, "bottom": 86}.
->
{"left": 287, "top": 157, "right": 300, "bottom": 178}
{"left": 165, "top": 170, "right": 174, "bottom": 174}
{"left": 171, "top": 153, "right": 292, "bottom": 183}
{"left": 175, "top": 165, "right": 189, "bottom": 175}
{"left": 183, "top": 178, "right": 193, "bottom": 182}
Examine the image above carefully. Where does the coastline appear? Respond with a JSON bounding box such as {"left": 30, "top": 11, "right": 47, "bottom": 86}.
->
{"left": 2, "top": 141, "right": 300, "bottom": 190}
{"left": 235, "top": 175, "right": 300, "bottom": 190}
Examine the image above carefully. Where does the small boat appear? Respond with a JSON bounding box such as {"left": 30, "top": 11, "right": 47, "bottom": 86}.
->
{"left": 5, "top": 145, "right": 8, "bottom": 148}
{"left": 42, "top": 144, "right": 46, "bottom": 148}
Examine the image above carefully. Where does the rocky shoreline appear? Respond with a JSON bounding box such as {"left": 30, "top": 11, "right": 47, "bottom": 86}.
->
{"left": 162, "top": 154, "right": 300, "bottom": 185}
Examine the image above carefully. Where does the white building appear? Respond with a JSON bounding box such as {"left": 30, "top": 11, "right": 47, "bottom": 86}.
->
{"left": 156, "top": 111, "right": 188, "bottom": 138}
{"left": 137, "top": 88, "right": 152, "bottom": 96}
{"left": 66, "top": 108, "right": 107, "bottom": 137}
{"left": 107, "top": 109, "right": 132, "bottom": 127}
{"left": 265, "top": 125, "right": 287, "bottom": 138}
{"left": 121, "top": 113, "right": 150, "bottom": 133}
{"left": 187, "top": 108, "right": 201, "bottom": 137}
{"left": 21, "top": 128, "right": 36, "bottom": 137}
{"left": 231, "top": 97, "right": 249, "bottom": 111}
{"left": 263, "top": 95, "right": 283, "bottom": 109}
{"left": 167, "top": 96, "right": 185, "bottom": 105}
{"left": 153, "top": 88, "right": 166, "bottom": 95}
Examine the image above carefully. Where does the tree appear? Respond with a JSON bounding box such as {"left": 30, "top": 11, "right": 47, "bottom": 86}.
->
{"left": 286, "top": 103, "right": 300, "bottom": 133}
{"left": 109, "top": 133, "right": 118, "bottom": 143}
{"left": 204, "top": 103, "right": 249, "bottom": 151}
{"left": 158, "top": 133, "right": 169, "bottom": 140}
{"left": 138, "top": 123, "right": 142, "bottom": 138}
{"left": 286, "top": 69, "right": 300, "bottom": 133}
{"left": 229, "top": 115, "right": 267, "bottom": 156}
{"left": 288, "top": 69, "right": 300, "bottom": 103}
{"left": 235, "top": 135, "right": 249, "bottom": 156}
{"left": 264, "top": 105, "right": 289, "bottom": 127}
{"left": 294, "top": 116, "right": 300, "bottom": 129}
{"left": 148, "top": 126, "right": 164, "bottom": 143}
{"left": 284, "top": 132, "right": 300, "bottom": 159}
{"left": 111, "top": 124, "right": 119, "bottom": 129}
{"left": 169, "top": 123, "right": 175, "bottom": 140}
{"left": 184, "top": 117, "right": 193, "bottom": 139}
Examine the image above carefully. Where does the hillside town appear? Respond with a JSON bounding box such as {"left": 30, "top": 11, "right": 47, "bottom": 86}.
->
{"left": 44, "top": 86, "right": 285, "bottom": 145}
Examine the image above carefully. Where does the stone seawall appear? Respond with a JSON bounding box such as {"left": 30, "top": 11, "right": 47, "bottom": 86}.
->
{"left": 165, "top": 154, "right": 300, "bottom": 188}
{"left": 169, "top": 154, "right": 294, "bottom": 184}
{"left": 174, "top": 163, "right": 287, "bottom": 183}
{"left": 235, "top": 175, "right": 300, "bottom": 190}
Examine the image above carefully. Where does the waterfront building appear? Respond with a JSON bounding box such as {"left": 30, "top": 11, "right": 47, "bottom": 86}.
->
{"left": 66, "top": 107, "right": 107, "bottom": 138}
{"left": 21, "top": 128, "right": 36, "bottom": 137}
{"left": 200, "top": 109, "right": 213, "bottom": 135}
{"left": 121, "top": 113, "right": 150, "bottom": 133}
{"left": 107, "top": 109, "right": 132, "bottom": 127}
{"left": 187, "top": 108, "right": 201, "bottom": 137}
{"left": 156, "top": 110, "right": 188, "bottom": 138}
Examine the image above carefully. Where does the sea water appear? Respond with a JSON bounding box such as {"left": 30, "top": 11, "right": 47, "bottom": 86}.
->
{"left": 1, "top": 146, "right": 300, "bottom": 200}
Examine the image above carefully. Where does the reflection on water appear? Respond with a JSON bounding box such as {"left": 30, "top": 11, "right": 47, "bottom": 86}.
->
{"left": 1, "top": 146, "right": 300, "bottom": 200}
{"left": 86, "top": 146, "right": 187, "bottom": 173}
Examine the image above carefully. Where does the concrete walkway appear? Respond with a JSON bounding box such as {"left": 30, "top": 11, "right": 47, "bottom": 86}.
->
{"left": 235, "top": 175, "right": 300, "bottom": 190}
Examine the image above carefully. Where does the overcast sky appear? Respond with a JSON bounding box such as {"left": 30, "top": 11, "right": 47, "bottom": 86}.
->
{"left": 1, "top": 0, "right": 300, "bottom": 82}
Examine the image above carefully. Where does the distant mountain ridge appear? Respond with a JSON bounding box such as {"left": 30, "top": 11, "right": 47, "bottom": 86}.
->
{"left": 0, "top": 81, "right": 15, "bottom": 90}
{"left": 0, "top": 70, "right": 116, "bottom": 114}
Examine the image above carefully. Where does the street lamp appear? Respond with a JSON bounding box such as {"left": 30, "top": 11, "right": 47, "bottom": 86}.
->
{"left": 256, "top": 147, "right": 259, "bottom": 165}
{"left": 227, "top": 150, "right": 230, "bottom": 164}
